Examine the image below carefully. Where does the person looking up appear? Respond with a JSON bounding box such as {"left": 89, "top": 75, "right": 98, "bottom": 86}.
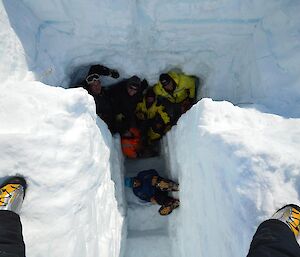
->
{"left": 154, "top": 71, "right": 197, "bottom": 124}
{"left": 135, "top": 88, "right": 171, "bottom": 143}
{"left": 81, "top": 64, "right": 119, "bottom": 90}
{"left": 125, "top": 169, "right": 179, "bottom": 215}
{"left": 107, "top": 76, "right": 148, "bottom": 134}
{"left": 82, "top": 64, "right": 119, "bottom": 133}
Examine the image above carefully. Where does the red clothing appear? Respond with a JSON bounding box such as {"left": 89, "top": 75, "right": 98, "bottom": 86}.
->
{"left": 121, "top": 128, "right": 141, "bottom": 158}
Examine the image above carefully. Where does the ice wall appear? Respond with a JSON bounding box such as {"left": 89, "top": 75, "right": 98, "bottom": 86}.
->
{"left": 0, "top": 2, "right": 125, "bottom": 257}
{"left": 3, "top": 0, "right": 300, "bottom": 116}
{"left": 0, "top": 81, "right": 125, "bottom": 257}
{"left": 1, "top": 1, "right": 300, "bottom": 257}
{"left": 0, "top": 1, "right": 29, "bottom": 82}
{"left": 165, "top": 99, "right": 300, "bottom": 257}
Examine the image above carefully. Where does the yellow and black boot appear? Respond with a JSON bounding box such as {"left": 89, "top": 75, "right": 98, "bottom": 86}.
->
{"left": 159, "top": 199, "right": 180, "bottom": 216}
{"left": 156, "top": 177, "right": 179, "bottom": 192}
{"left": 0, "top": 176, "right": 27, "bottom": 214}
{"left": 272, "top": 204, "right": 300, "bottom": 238}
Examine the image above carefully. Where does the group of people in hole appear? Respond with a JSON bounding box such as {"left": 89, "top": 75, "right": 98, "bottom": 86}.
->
{"left": 79, "top": 64, "right": 198, "bottom": 158}
{"left": 78, "top": 64, "right": 198, "bottom": 215}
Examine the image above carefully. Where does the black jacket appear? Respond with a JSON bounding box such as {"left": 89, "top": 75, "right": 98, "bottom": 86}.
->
{"left": 107, "top": 78, "right": 148, "bottom": 133}
{"left": 133, "top": 169, "right": 159, "bottom": 202}
{"left": 80, "top": 64, "right": 117, "bottom": 132}
{"left": 93, "top": 89, "right": 115, "bottom": 132}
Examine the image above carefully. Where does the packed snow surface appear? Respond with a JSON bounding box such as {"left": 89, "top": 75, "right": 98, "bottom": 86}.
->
{"left": 165, "top": 99, "right": 300, "bottom": 257}
{"left": 0, "top": 82, "right": 125, "bottom": 257}
{"left": 1, "top": 0, "right": 300, "bottom": 257}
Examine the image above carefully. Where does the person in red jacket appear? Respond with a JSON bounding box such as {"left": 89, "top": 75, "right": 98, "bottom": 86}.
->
{"left": 121, "top": 128, "right": 142, "bottom": 159}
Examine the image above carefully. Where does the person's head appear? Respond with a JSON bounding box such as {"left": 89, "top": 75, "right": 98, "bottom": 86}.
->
{"left": 86, "top": 73, "right": 102, "bottom": 95}
{"left": 126, "top": 76, "right": 141, "bottom": 96}
{"left": 145, "top": 88, "right": 156, "bottom": 106}
{"left": 159, "top": 73, "right": 175, "bottom": 92}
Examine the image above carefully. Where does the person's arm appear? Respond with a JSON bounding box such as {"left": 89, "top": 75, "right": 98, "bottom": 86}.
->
{"left": 133, "top": 188, "right": 151, "bottom": 202}
{"left": 180, "top": 74, "right": 196, "bottom": 100}
{"left": 157, "top": 106, "right": 171, "bottom": 124}
{"left": 135, "top": 102, "right": 144, "bottom": 118}
{"left": 88, "top": 64, "right": 119, "bottom": 78}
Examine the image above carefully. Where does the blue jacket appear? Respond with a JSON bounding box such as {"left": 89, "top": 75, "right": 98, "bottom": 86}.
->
{"left": 133, "top": 169, "right": 159, "bottom": 202}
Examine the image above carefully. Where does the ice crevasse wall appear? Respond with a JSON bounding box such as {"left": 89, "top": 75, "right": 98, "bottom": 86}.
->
{"left": 2, "top": 0, "right": 300, "bottom": 115}
{"left": 1, "top": 0, "right": 300, "bottom": 257}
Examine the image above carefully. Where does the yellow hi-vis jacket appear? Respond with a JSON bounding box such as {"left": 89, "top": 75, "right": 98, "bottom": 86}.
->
{"left": 135, "top": 98, "right": 170, "bottom": 124}
{"left": 153, "top": 71, "right": 196, "bottom": 103}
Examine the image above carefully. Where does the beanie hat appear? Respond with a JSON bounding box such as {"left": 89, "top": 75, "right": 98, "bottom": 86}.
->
{"left": 159, "top": 73, "right": 171, "bottom": 87}
{"left": 124, "top": 177, "right": 134, "bottom": 188}
{"left": 127, "top": 76, "right": 141, "bottom": 89}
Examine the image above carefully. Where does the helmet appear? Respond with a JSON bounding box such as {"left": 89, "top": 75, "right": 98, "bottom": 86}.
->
{"left": 124, "top": 177, "right": 134, "bottom": 188}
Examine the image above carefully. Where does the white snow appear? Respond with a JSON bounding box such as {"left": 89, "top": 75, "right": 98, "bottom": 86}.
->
{"left": 1, "top": 0, "right": 300, "bottom": 257}
{"left": 0, "top": 81, "right": 124, "bottom": 257}
{"left": 165, "top": 99, "right": 300, "bottom": 257}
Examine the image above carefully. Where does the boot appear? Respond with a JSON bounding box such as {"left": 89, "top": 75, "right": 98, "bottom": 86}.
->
{"left": 159, "top": 199, "right": 180, "bottom": 216}
{"left": 272, "top": 204, "right": 300, "bottom": 238}
{"left": 156, "top": 177, "right": 179, "bottom": 192}
{"left": 0, "top": 176, "right": 27, "bottom": 214}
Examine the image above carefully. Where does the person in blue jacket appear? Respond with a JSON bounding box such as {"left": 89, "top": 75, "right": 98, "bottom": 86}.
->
{"left": 125, "top": 169, "right": 179, "bottom": 215}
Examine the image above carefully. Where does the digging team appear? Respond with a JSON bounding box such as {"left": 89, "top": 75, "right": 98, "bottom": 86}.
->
{"left": 79, "top": 64, "right": 197, "bottom": 158}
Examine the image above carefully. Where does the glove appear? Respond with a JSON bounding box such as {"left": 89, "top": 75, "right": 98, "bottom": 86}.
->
{"left": 110, "top": 69, "right": 119, "bottom": 79}
{"left": 136, "top": 111, "right": 145, "bottom": 120}
{"left": 116, "top": 113, "right": 125, "bottom": 121}
{"left": 150, "top": 197, "right": 157, "bottom": 204}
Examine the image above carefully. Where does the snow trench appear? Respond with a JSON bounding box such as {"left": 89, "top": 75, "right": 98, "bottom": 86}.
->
{"left": 3, "top": 0, "right": 267, "bottom": 104}
{"left": 4, "top": 0, "right": 300, "bottom": 118}
{"left": 1, "top": 1, "right": 300, "bottom": 257}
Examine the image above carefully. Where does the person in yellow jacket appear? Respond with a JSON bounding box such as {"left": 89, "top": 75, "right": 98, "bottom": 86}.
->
{"left": 135, "top": 88, "right": 171, "bottom": 142}
{"left": 153, "top": 71, "right": 197, "bottom": 123}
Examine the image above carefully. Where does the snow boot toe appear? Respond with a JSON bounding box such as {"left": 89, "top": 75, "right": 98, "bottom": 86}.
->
{"left": 0, "top": 176, "right": 27, "bottom": 214}
{"left": 272, "top": 204, "right": 300, "bottom": 238}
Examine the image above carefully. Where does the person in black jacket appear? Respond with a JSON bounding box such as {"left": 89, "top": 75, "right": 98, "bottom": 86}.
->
{"left": 81, "top": 64, "right": 119, "bottom": 133}
{"left": 247, "top": 204, "right": 300, "bottom": 257}
{"left": 107, "top": 76, "right": 148, "bottom": 134}
{"left": 124, "top": 169, "right": 179, "bottom": 215}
